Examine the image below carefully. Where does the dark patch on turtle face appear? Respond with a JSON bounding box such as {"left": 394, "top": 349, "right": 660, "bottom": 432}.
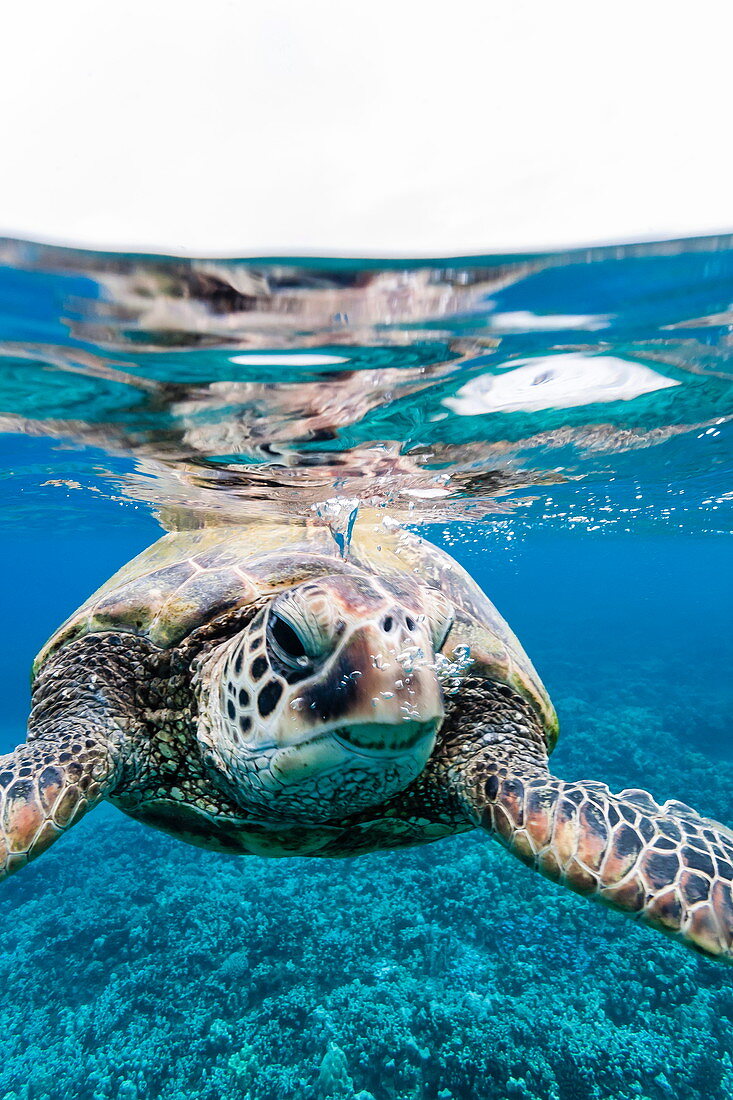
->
{"left": 258, "top": 679, "right": 283, "bottom": 718}
{"left": 281, "top": 663, "right": 314, "bottom": 686}
{"left": 251, "top": 655, "right": 268, "bottom": 680}
{"left": 298, "top": 644, "right": 363, "bottom": 724}
{"left": 240, "top": 715, "right": 252, "bottom": 734}
{"left": 238, "top": 688, "right": 250, "bottom": 707}
{"left": 227, "top": 699, "right": 236, "bottom": 720}
{"left": 234, "top": 650, "right": 243, "bottom": 675}
{"left": 339, "top": 574, "right": 382, "bottom": 602}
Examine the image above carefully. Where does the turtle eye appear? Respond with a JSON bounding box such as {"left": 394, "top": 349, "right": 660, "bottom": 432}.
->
{"left": 268, "top": 611, "right": 309, "bottom": 668}
{"left": 269, "top": 586, "right": 338, "bottom": 663}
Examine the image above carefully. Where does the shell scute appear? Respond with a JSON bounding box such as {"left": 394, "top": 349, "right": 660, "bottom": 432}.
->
{"left": 191, "top": 545, "right": 253, "bottom": 571}
{"left": 244, "top": 553, "right": 351, "bottom": 588}
{"left": 148, "top": 567, "right": 257, "bottom": 647}
{"left": 89, "top": 561, "right": 198, "bottom": 635}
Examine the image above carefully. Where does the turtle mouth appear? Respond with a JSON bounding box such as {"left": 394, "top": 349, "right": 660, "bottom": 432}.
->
{"left": 331, "top": 720, "right": 438, "bottom": 756}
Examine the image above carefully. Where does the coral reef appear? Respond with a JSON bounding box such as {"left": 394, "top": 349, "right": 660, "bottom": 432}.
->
{"left": 0, "top": 660, "right": 731, "bottom": 1100}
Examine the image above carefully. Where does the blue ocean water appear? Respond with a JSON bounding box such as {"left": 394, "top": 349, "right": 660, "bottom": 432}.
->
{"left": 0, "top": 236, "right": 732, "bottom": 1099}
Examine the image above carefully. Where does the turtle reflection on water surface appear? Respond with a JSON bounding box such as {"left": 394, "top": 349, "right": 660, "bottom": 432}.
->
{"left": 4, "top": 515, "right": 733, "bottom": 962}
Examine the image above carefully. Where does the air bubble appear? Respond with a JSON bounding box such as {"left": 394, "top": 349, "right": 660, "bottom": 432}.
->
{"left": 434, "top": 645, "right": 472, "bottom": 692}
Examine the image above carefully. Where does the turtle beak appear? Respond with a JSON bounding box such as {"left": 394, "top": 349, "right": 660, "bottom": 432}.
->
{"left": 292, "top": 615, "right": 444, "bottom": 753}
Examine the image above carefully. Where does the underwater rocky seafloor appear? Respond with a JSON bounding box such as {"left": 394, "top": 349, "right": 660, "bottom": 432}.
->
{"left": 1, "top": 651, "right": 733, "bottom": 1100}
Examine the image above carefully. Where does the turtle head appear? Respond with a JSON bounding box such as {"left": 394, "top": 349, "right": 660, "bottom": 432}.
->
{"left": 197, "top": 572, "right": 454, "bottom": 822}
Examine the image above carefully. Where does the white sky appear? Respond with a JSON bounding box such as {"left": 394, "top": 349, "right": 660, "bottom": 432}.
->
{"left": 1, "top": 0, "right": 732, "bottom": 256}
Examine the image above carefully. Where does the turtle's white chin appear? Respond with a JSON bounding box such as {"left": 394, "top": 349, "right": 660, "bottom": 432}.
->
{"left": 240, "top": 718, "right": 438, "bottom": 823}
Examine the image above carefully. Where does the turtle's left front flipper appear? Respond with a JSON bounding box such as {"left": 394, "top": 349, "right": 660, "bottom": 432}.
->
{"left": 461, "top": 766, "right": 733, "bottom": 959}
{"left": 0, "top": 731, "right": 119, "bottom": 882}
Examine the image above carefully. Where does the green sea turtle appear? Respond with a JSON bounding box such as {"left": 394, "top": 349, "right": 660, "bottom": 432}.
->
{"left": 3, "top": 514, "right": 733, "bottom": 960}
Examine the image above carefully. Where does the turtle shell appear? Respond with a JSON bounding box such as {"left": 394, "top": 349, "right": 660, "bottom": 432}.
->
{"left": 34, "top": 512, "right": 558, "bottom": 748}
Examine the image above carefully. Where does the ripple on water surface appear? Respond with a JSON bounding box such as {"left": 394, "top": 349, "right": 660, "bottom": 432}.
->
{"left": 0, "top": 234, "right": 731, "bottom": 535}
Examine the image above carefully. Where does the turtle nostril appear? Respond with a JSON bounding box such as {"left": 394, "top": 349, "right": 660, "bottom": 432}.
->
{"left": 382, "top": 615, "right": 394, "bottom": 633}
{"left": 405, "top": 616, "right": 416, "bottom": 632}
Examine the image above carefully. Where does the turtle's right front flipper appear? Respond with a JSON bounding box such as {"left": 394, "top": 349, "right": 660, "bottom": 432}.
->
{"left": 0, "top": 732, "right": 118, "bottom": 882}
{"left": 463, "top": 766, "right": 733, "bottom": 960}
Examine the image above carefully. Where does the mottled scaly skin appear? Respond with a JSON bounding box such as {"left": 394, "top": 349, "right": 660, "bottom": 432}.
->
{"left": 453, "top": 723, "right": 733, "bottom": 959}
{"left": 0, "top": 643, "right": 122, "bottom": 879}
